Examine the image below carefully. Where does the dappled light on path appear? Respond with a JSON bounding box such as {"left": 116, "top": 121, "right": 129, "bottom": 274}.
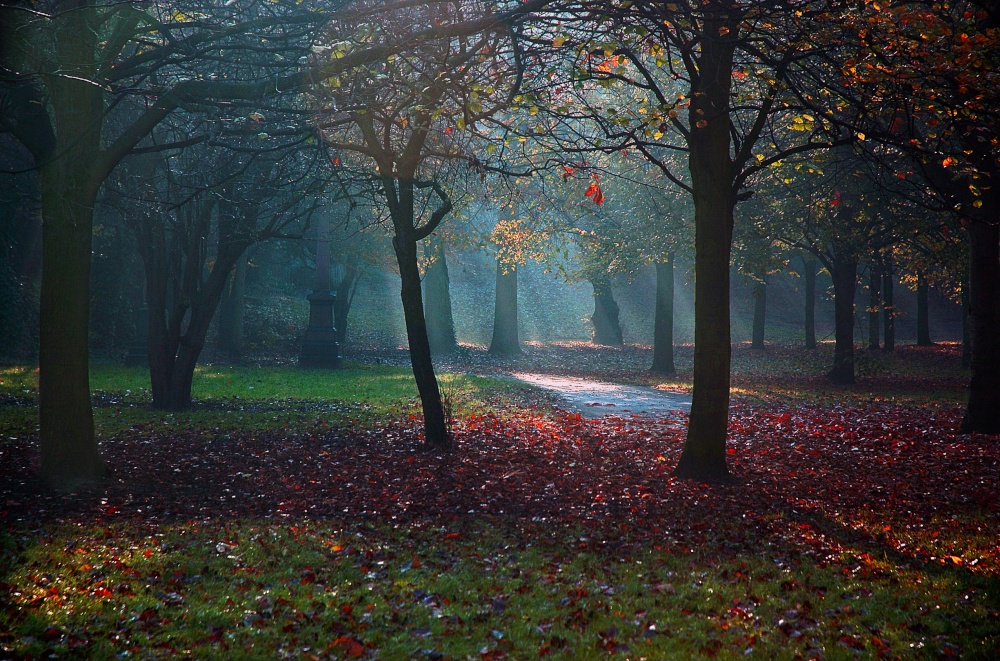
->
{"left": 509, "top": 372, "right": 691, "bottom": 420}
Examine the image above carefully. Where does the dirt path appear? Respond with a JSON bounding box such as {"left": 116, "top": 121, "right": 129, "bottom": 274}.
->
{"left": 509, "top": 372, "right": 691, "bottom": 421}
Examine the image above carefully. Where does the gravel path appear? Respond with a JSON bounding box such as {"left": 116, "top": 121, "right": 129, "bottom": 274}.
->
{"left": 509, "top": 372, "right": 691, "bottom": 421}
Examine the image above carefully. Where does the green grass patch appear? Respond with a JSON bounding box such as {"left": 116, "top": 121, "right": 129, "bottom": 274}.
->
{"left": 0, "top": 363, "right": 541, "bottom": 440}
{"left": 1, "top": 519, "right": 995, "bottom": 659}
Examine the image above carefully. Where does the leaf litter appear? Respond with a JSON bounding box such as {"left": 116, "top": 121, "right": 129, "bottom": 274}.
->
{"left": 1, "top": 344, "right": 998, "bottom": 658}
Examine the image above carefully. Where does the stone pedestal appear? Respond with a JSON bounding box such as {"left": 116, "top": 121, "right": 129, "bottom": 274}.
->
{"left": 299, "top": 291, "right": 341, "bottom": 369}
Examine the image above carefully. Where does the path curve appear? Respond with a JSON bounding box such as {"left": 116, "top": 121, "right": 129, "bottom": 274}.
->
{"left": 509, "top": 372, "right": 691, "bottom": 420}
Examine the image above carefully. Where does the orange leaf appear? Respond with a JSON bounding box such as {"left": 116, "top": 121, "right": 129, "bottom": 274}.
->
{"left": 329, "top": 636, "right": 366, "bottom": 658}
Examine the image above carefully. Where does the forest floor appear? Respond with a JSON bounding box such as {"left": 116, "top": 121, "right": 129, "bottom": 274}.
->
{"left": 1, "top": 342, "right": 998, "bottom": 659}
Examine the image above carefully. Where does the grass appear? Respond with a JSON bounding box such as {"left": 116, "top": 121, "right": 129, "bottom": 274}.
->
{"left": 0, "top": 362, "right": 540, "bottom": 438}
{"left": 4, "top": 519, "right": 996, "bottom": 659}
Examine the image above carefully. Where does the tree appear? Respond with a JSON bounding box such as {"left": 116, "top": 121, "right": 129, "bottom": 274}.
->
{"left": 733, "top": 179, "right": 791, "bottom": 351}
{"left": 786, "top": 157, "right": 900, "bottom": 384}
{"left": 811, "top": 0, "right": 1000, "bottom": 431}
{"left": 423, "top": 236, "right": 458, "bottom": 355}
{"left": 119, "top": 134, "right": 329, "bottom": 410}
{"left": 312, "top": 1, "right": 535, "bottom": 447}
{"left": 801, "top": 253, "right": 819, "bottom": 350}
{"left": 1, "top": 0, "right": 547, "bottom": 487}
{"left": 867, "top": 251, "right": 882, "bottom": 351}
{"left": 487, "top": 203, "right": 548, "bottom": 355}
{"left": 651, "top": 254, "right": 678, "bottom": 374}
{"left": 501, "top": 0, "right": 860, "bottom": 478}
{"left": 594, "top": 2, "right": 849, "bottom": 477}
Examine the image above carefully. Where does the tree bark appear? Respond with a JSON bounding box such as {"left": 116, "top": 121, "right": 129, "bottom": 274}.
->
{"left": 390, "top": 178, "right": 449, "bottom": 448}
{"left": 37, "top": 4, "right": 109, "bottom": 489}
{"left": 827, "top": 250, "right": 857, "bottom": 384}
{"left": 916, "top": 271, "right": 932, "bottom": 346}
{"left": 650, "top": 256, "right": 676, "bottom": 374}
{"left": 882, "top": 255, "right": 895, "bottom": 351}
{"left": 751, "top": 276, "right": 766, "bottom": 350}
{"left": 674, "top": 22, "right": 736, "bottom": 481}
{"left": 38, "top": 167, "right": 107, "bottom": 488}
{"left": 218, "top": 252, "right": 247, "bottom": 362}
{"left": 961, "top": 275, "right": 972, "bottom": 368}
{"left": 591, "top": 281, "right": 623, "bottom": 345}
{"left": 423, "top": 237, "right": 457, "bottom": 354}
{"left": 868, "top": 255, "right": 881, "bottom": 351}
{"left": 139, "top": 196, "right": 245, "bottom": 411}
{"left": 803, "top": 254, "right": 817, "bottom": 350}
{"left": 334, "top": 256, "right": 363, "bottom": 348}
{"left": 960, "top": 214, "right": 1000, "bottom": 433}
{"left": 489, "top": 258, "right": 520, "bottom": 355}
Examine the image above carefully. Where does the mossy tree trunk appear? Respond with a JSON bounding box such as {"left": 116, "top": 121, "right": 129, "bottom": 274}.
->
{"left": 37, "top": 3, "right": 108, "bottom": 489}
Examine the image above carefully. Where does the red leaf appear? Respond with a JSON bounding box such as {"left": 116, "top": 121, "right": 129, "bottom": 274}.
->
{"left": 329, "top": 636, "right": 366, "bottom": 658}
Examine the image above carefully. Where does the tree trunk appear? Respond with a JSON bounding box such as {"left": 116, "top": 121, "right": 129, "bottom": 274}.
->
{"left": 961, "top": 275, "right": 972, "bottom": 368}
{"left": 37, "top": 6, "right": 108, "bottom": 489}
{"left": 217, "top": 252, "right": 247, "bottom": 362}
{"left": 148, "top": 275, "right": 228, "bottom": 410}
{"left": 868, "top": 255, "right": 881, "bottom": 351}
{"left": 334, "top": 257, "right": 363, "bottom": 348}
{"left": 650, "top": 256, "right": 676, "bottom": 374}
{"left": 960, "top": 214, "right": 1000, "bottom": 433}
{"left": 751, "top": 276, "right": 766, "bottom": 350}
{"left": 139, "top": 197, "right": 243, "bottom": 411}
{"left": 916, "top": 271, "right": 932, "bottom": 346}
{"left": 674, "top": 24, "right": 736, "bottom": 481}
{"left": 489, "top": 258, "right": 520, "bottom": 355}
{"left": 391, "top": 179, "right": 448, "bottom": 447}
{"left": 803, "top": 254, "right": 817, "bottom": 350}
{"left": 423, "top": 238, "right": 457, "bottom": 355}
{"left": 38, "top": 168, "right": 107, "bottom": 489}
{"left": 591, "top": 281, "right": 623, "bottom": 345}
{"left": 882, "top": 255, "right": 895, "bottom": 351}
{"left": 827, "top": 251, "right": 857, "bottom": 384}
